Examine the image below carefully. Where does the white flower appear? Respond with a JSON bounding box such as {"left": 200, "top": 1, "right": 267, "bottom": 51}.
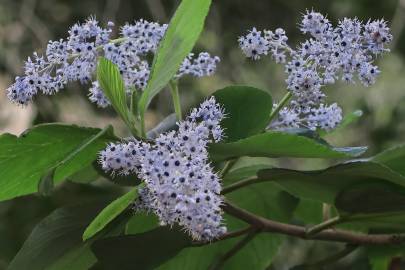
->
{"left": 100, "top": 98, "right": 227, "bottom": 241}
{"left": 239, "top": 10, "right": 392, "bottom": 131}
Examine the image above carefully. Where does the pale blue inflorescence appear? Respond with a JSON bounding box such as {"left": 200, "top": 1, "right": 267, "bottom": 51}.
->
{"left": 7, "top": 17, "right": 221, "bottom": 107}
{"left": 99, "top": 97, "right": 227, "bottom": 241}
{"left": 239, "top": 10, "right": 392, "bottom": 131}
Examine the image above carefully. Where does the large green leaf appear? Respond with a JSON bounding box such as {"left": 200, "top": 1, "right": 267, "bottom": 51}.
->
{"left": 91, "top": 227, "right": 191, "bottom": 270}
{"left": 209, "top": 131, "right": 367, "bottom": 161}
{"left": 334, "top": 181, "right": 405, "bottom": 232}
{"left": 83, "top": 187, "right": 141, "bottom": 241}
{"left": 54, "top": 126, "right": 115, "bottom": 182}
{"left": 138, "top": 0, "right": 212, "bottom": 116}
{"left": 7, "top": 202, "right": 106, "bottom": 270}
{"left": 260, "top": 161, "right": 405, "bottom": 231}
{"left": 213, "top": 86, "right": 272, "bottom": 142}
{"left": 125, "top": 213, "right": 159, "bottom": 235}
{"left": 372, "top": 144, "right": 405, "bottom": 176}
{"left": 257, "top": 161, "right": 405, "bottom": 204}
{"left": 46, "top": 245, "right": 96, "bottom": 270}
{"left": 0, "top": 124, "right": 114, "bottom": 202}
{"left": 335, "top": 181, "right": 405, "bottom": 214}
{"left": 97, "top": 58, "right": 136, "bottom": 132}
{"left": 223, "top": 157, "right": 274, "bottom": 184}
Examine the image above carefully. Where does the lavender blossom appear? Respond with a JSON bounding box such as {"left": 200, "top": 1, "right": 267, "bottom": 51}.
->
{"left": 99, "top": 97, "right": 226, "bottom": 241}
{"left": 6, "top": 17, "right": 220, "bottom": 106}
{"left": 239, "top": 10, "right": 392, "bottom": 131}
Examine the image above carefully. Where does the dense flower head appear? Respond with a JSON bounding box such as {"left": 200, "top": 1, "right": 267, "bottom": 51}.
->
{"left": 6, "top": 17, "right": 220, "bottom": 107}
{"left": 99, "top": 97, "right": 226, "bottom": 241}
{"left": 238, "top": 28, "right": 270, "bottom": 60}
{"left": 239, "top": 10, "right": 392, "bottom": 131}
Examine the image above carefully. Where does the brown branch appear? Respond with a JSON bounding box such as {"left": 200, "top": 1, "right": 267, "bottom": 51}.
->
{"left": 223, "top": 201, "right": 405, "bottom": 245}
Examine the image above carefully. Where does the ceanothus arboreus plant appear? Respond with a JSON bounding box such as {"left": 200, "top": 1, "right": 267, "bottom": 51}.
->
{"left": 2, "top": 0, "right": 405, "bottom": 269}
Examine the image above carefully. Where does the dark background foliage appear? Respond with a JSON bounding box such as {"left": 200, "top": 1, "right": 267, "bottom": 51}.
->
{"left": 0, "top": 0, "right": 404, "bottom": 269}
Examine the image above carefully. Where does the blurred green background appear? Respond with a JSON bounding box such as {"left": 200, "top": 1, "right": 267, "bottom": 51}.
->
{"left": 0, "top": 0, "right": 404, "bottom": 269}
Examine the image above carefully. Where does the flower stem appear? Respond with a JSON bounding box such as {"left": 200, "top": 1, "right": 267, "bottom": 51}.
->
{"left": 268, "top": 91, "right": 293, "bottom": 123}
{"left": 169, "top": 80, "right": 182, "bottom": 121}
{"left": 220, "top": 159, "right": 237, "bottom": 178}
{"left": 140, "top": 115, "right": 147, "bottom": 138}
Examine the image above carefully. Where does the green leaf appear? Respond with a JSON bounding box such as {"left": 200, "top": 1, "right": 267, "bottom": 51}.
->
{"left": 213, "top": 86, "right": 272, "bottom": 142}
{"left": 45, "top": 245, "right": 96, "bottom": 270}
{"left": 7, "top": 202, "right": 106, "bottom": 270}
{"left": 223, "top": 157, "right": 274, "bottom": 184}
{"left": 83, "top": 187, "right": 141, "bottom": 241}
{"left": 338, "top": 110, "right": 363, "bottom": 129}
{"left": 68, "top": 165, "right": 101, "bottom": 184}
{"left": 257, "top": 161, "right": 405, "bottom": 204}
{"left": 125, "top": 213, "right": 159, "bottom": 235}
{"left": 368, "top": 256, "right": 391, "bottom": 270}
{"left": 335, "top": 181, "right": 405, "bottom": 215}
{"left": 366, "top": 246, "right": 404, "bottom": 270}
{"left": 139, "top": 0, "right": 212, "bottom": 116}
{"left": 91, "top": 226, "right": 191, "bottom": 270}
{"left": 372, "top": 144, "right": 405, "bottom": 176}
{"left": 293, "top": 199, "right": 324, "bottom": 225}
{"left": 209, "top": 131, "right": 367, "bottom": 161}
{"left": 97, "top": 58, "right": 136, "bottom": 132}
{"left": 0, "top": 124, "right": 114, "bottom": 202}
{"left": 54, "top": 125, "right": 115, "bottom": 182}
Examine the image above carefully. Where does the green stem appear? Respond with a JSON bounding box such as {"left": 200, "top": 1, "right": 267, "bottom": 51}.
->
{"left": 221, "top": 177, "right": 260, "bottom": 195}
{"left": 268, "top": 91, "right": 293, "bottom": 123}
{"left": 139, "top": 114, "right": 147, "bottom": 138}
{"left": 306, "top": 216, "right": 343, "bottom": 236}
{"left": 126, "top": 120, "right": 140, "bottom": 138}
{"left": 220, "top": 159, "right": 237, "bottom": 178}
{"left": 323, "top": 203, "right": 332, "bottom": 221}
{"left": 169, "top": 80, "right": 182, "bottom": 121}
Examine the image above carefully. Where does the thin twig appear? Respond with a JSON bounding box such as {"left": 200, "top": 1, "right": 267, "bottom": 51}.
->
{"left": 220, "top": 159, "right": 237, "bottom": 178}
{"left": 221, "top": 177, "right": 259, "bottom": 194}
{"left": 169, "top": 80, "right": 182, "bottom": 121}
{"left": 192, "top": 226, "right": 254, "bottom": 247}
{"left": 223, "top": 201, "right": 405, "bottom": 245}
{"left": 306, "top": 216, "right": 342, "bottom": 236}
{"left": 268, "top": 91, "right": 293, "bottom": 124}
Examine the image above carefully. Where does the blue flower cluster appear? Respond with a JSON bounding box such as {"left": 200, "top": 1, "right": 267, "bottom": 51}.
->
{"left": 100, "top": 97, "right": 227, "bottom": 241}
{"left": 7, "top": 17, "right": 220, "bottom": 107}
{"left": 239, "top": 10, "right": 392, "bottom": 131}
